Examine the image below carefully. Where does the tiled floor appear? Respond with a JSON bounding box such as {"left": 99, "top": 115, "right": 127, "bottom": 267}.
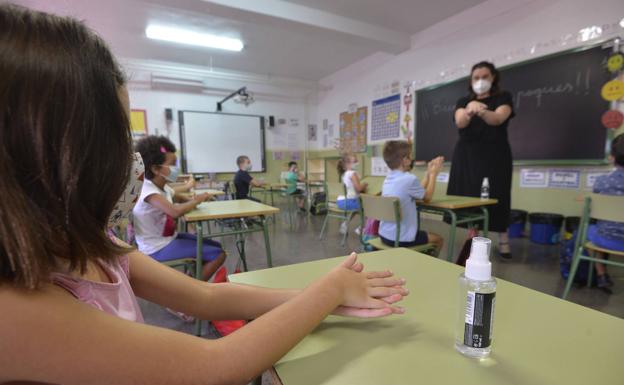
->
{"left": 138, "top": 202, "right": 623, "bottom": 383}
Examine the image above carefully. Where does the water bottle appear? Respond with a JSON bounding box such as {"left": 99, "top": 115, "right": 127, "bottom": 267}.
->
{"left": 480, "top": 177, "right": 490, "bottom": 200}
{"left": 455, "top": 237, "right": 497, "bottom": 358}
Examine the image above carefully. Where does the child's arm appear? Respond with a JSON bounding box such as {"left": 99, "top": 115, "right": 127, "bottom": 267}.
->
{"left": 127, "top": 247, "right": 404, "bottom": 320}
{"left": 0, "top": 254, "right": 406, "bottom": 385}
{"left": 169, "top": 178, "right": 195, "bottom": 194}
{"left": 146, "top": 192, "right": 210, "bottom": 219}
{"left": 419, "top": 156, "right": 444, "bottom": 203}
{"left": 250, "top": 177, "right": 265, "bottom": 187}
{"left": 351, "top": 173, "right": 368, "bottom": 193}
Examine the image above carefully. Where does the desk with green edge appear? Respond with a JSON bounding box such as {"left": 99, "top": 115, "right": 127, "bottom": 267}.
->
{"left": 250, "top": 183, "right": 287, "bottom": 207}
{"left": 184, "top": 199, "right": 279, "bottom": 335}
{"left": 229, "top": 248, "right": 624, "bottom": 385}
{"left": 417, "top": 195, "right": 497, "bottom": 262}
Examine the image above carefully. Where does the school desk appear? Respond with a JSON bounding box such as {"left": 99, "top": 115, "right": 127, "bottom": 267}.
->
{"left": 417, "top": 196, "right": 497, "bottom": 262}
{"left": 229, "top": 248, "right": 624, "bottom": 385}
{"left": 184, "top": 199, "right": 279, "bottom": 335}
{"left": 177, "top": 188, "right": 225, "bottom": 201}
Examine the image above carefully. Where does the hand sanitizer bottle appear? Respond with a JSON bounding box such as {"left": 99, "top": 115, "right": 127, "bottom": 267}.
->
{"left": 455, "top": 237, "right": 496, "bottom": 358}
{"left": 480, "top": 177, "right": 490, "bottom": 200}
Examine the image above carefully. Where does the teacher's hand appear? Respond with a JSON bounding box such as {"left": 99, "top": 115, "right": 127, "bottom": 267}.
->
{"left": 466, "top": 101, "right": 487, "bottom": 117}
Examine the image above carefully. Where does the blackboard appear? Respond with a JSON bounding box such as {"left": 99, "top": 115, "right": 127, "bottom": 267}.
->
{"left": 414, "top": 44, "right": 612, "bottom": 163}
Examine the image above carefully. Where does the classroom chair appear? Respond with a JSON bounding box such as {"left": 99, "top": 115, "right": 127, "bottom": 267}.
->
{"left": 318, "top": 182, "right": 359, "bottom": 247}
{"left": 562, "top": 193, "right": 624, "bottom": 299}
{"left": 224, "top": 180, "right": 237, "bottom": 200}
{"left": 358, "top": 194, "right": 437, "bottom": 255}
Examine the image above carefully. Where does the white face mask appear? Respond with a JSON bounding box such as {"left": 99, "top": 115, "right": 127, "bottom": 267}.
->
{"left": 245, "top": 163, "right": 253, "bottom": 172}
{"left": 108, "top": 152, "right": 145, "bottom": 228}
{"left": 164, "top": 165, "right": 180, "bottom": 183}
{"left": 472, "top": 79, "right": 492, "bottom": 95}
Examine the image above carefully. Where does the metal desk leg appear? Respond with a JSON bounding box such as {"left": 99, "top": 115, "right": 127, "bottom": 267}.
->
{"left": 234, "top": 222, "right": 249, "bottom": 272}
{"left": 480, "top": 207, "right": 490, "bottom": 237}
{"left": 194, "top": 221, "right": 204, "bottom": 336}
{"left": 262, "top": 216, "right": 273, "bottom": 268}
{"left": 447, "top": 210, "right": 458, "bottom": 263}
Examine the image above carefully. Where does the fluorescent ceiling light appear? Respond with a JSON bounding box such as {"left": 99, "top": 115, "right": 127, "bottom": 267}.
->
{"left": 146, "top": 25, "right": 243, "bottom": 52}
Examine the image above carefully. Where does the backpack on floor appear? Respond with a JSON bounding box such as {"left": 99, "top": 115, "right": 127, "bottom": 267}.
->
{"left": 560, "top": 230, "right": 593, "bottom": 285}
{"left": 310, "top": 192, "right": 327, "bottom": 215}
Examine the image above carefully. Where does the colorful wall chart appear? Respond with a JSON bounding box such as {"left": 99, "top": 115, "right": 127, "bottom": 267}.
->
{"left": 371, "top": 94, "right": 401, "bottom": 141}
{"left": 339, "top": 106, "right": 367, "bottom": 153}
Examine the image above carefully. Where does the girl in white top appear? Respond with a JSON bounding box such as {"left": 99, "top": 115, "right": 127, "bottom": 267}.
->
{"left": 132, "top": 136, "right": 226, "bottom": 281}
{"left": 337, "top": 154, "right": 368, "bottom": 234}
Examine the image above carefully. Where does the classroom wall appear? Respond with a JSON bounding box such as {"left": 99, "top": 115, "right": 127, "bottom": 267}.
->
{"left": 125, "top": 61, "right": 317, "bottom": 182}
{"left": 309, "top": 0, "right": 624, "bottom": 217}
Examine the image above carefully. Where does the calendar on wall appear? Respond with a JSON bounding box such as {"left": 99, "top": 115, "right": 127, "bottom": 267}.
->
{"left": 371, "top": 94, "right": 401, "bottom": 141}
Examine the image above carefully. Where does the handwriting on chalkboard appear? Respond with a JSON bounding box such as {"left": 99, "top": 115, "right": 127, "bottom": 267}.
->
{"left": 515, "top": 69, "right": 590, "bottom": 109}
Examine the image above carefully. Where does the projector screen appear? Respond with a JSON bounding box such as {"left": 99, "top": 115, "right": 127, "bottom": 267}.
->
{"left": 179, "top": 111, "right": 265, "bottom": 173}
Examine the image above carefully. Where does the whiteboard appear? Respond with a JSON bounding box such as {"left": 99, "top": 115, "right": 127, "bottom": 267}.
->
{"left": 179, "top": 111, "right": 265, "bottom": 173}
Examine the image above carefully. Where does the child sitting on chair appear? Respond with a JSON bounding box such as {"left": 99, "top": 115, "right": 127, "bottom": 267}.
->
{"left": 379, "top": 140, "right": 444, "bottom": 252}
{"left": 133, "top": 136, "right": 226, "bottom": 281}
{"left": 589, "top": 134, "right": 624, "bottom": 291}
{"left": 337, "top": 154, "right": 368, "bottom": 235}
{"left": 286, "top": 161, "right": 306, "bottom": 211}
{"left": 234, "top": 155, "right": 264, "bottom": 201}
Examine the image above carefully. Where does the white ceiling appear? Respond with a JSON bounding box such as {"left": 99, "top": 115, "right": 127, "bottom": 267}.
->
{"left": 283, "top": 0, "right": 486, "bottom": 35}
{"left": 13, "top": 0, "right": 486, "bottom": 81}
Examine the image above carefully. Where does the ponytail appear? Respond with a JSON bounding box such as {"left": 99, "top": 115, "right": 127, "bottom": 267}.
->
{"left": 337, "top": 159, "right": 346, "bottom": 178}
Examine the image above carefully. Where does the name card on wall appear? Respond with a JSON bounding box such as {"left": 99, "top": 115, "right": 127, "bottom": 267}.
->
{"left": 371, "top": 157, "right": 391, "bottom": 176}
{"left": 548, "top": 169, "right": 581, "bottom": 189}
{"left": 520, "top": 169, "right": 548, "bottom": 188}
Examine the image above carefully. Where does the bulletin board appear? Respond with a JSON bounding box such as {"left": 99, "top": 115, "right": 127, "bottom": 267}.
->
{"left": 339, "top": 106, "right": 367, "bottom": 153}
{"left": 130, "top": 109, "right": 148, "bottom": 137}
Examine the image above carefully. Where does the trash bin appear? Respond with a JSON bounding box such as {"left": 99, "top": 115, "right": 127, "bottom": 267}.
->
{"left": 508, "top": 209, "right": 528, "bottom": 238}
{"left": 529, "top": 213, "right": 564, "bottom": 245}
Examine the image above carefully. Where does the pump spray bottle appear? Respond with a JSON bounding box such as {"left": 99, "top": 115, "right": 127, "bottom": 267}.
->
{"left": 455, "top": 237, "right": 497, "bottom": 358}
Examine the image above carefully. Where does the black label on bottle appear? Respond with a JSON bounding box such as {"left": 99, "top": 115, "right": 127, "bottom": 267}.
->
{"left": 463, "top": 291, "right": 495, "bottom": 348}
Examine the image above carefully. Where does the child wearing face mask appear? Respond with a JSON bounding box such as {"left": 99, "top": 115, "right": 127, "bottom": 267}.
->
{"left": 234, "top": 155, "right": 264, "bottom": 201}
{"left": 133, "top": 136, "right": 226, "bottom": 281}
{"left": 336, "top": 154, "right": 368, "bottom": 234}
{"left": 285, "top": 161, "right": 306, "bottom": 210}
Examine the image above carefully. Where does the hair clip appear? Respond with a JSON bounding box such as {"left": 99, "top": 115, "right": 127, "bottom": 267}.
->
{"left": 160, "top": 146, "right": 166, "bottom": 153}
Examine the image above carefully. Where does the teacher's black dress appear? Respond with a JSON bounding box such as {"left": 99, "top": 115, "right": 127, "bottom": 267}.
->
{"left": 447, "top": 91, "right": 515, "bottom": 233}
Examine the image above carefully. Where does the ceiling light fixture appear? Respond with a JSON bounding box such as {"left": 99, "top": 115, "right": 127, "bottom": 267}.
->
{"left": 145, "top": 25, "right": 244, "bottom": 52}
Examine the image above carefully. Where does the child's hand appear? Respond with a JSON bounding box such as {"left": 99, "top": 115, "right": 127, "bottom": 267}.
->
{"left": 327, "top": 253, "right": 407, "bottom": 318}
{"left": 194, "top": 192, "right": 210, "bottom": 203}
{"left": 185, "top": 178, "right": 196, "bottom": 190}
{"left": 427, "top": 156, "right": 444, "bottom": 174}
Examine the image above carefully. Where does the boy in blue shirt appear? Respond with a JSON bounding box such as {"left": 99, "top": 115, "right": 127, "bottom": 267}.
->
{"left": 589, "top": 134, "right": 624, "bottom": 290}
{"left": 379, "top": 140, "right": 444, "bottom": 252}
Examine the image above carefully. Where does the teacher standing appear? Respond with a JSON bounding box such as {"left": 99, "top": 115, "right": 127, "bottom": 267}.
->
{"left": 448, "top": 61, "right": 515, "bottom": 259}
